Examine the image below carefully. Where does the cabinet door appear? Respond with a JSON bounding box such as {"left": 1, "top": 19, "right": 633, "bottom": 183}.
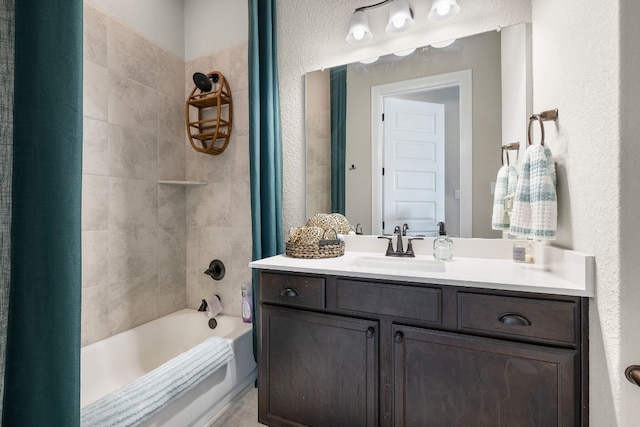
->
{"left": 259, "top": 306, "right": 378, "bottom": 427}
{"left": 392, "top": 326, "right": 577, "bottom": 427}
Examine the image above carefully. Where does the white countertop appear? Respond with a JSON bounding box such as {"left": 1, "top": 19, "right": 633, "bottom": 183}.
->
{"left": 249, "top": 237, "right": 595, "bottom": 297}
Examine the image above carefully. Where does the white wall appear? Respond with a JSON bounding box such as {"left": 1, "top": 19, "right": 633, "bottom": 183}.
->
{"left": 184, "top": 0, "right": 249, "bottom": 60}
{"left": 86, "top": 0, "right": 249, "bottom": 60}
{"left": 87, "top": 0, "right": 185, "bottom": 58}
{"left": 532, "top": 0, "right": 625, "bottom": 424}
{"left": 501, "top": 23, "right": 531, "bottom": 156}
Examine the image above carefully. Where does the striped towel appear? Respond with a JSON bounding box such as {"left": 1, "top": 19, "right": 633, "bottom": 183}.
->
{"left": 509, "top": 145, "right": 557, "bottom": 240}
{"left": 491, "top": 165, "right": 518, "bottom": 230}
{"left": 81, "top": 337, "right": 234, "bottom": 427}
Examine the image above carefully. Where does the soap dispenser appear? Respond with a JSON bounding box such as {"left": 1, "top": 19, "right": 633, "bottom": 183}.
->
{"left": 433, "top": 222, "right": 453, "bottom": 261}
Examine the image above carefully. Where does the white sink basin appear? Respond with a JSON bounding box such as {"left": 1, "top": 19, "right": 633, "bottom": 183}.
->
{"left": 349, "top": 255, "right": 446, "bottom": 273}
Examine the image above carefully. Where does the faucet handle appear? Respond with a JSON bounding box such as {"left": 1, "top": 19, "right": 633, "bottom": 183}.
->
{"left": 378, "top": 236, "right": 394, "bottom": 256}
{"left": 405, "top": 237, "right": 424, "bottom": 257}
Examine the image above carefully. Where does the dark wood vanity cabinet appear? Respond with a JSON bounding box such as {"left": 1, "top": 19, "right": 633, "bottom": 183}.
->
{"left": 256, "top": 271, "right": 588, "bottom": 427}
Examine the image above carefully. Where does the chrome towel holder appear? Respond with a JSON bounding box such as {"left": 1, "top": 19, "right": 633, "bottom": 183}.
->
{"left": 528, "top": 108, "right": 558, "bottom": 146}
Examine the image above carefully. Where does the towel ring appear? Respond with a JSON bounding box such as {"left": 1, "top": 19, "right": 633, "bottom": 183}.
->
{"left": 527, "top": 109, "right": 558, "bottom": 146}
{"left": 501, "top": 142, "right": 520, "bottom": 166}
{"left": 528, "top": 114, "right": 545, "bottom": 146}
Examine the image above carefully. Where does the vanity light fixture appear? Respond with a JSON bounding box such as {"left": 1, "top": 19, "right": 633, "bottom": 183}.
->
{"left": 385, "top": 0, "right": 414, "bottom": 33}
{"left": 346, "top": 10, "right": 373, "bottom": 44}
{"left": 427, "top": 0, "right": 460, "bottom": 22}
{"left": 346, "top": 0, "right": 414, "bottom": 45}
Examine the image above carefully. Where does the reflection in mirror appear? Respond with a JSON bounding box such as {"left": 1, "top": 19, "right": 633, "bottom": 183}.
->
{"left": 305, "top": 23, "right": 531, "bottom": 238}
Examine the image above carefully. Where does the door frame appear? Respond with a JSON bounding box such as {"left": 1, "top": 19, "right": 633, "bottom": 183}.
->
{"left": 371, "top": 69, "right": 473, "bottom": 237}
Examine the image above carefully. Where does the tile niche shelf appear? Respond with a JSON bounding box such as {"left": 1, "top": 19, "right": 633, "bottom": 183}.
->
{"left": 158, "top": 180, "right": 207, "bottom": 185}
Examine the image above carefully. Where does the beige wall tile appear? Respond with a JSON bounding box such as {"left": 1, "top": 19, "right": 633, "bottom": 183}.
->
{"left": 107, "top": 18, "right": 159, "bottom": 89}
{"left": 108, "top": 177, "right": 158, "bottom": 229}
{"left": 159, "top": 185, "right": 186, "bottom": 228}
{"left": 84, "top": 4, "right": 107, "bottom": 68}
{"left": 158, "top": 48, "right": 185, "bottom": 102}
{"left": 81, "top": 284, "right": 110, "bottom": 346}
{"left": 82, "top": 230, "right": 109, "bottom": 289}
{"left": 159, "top": 138, "right": 186, "bottom": 181}
{"left": 108, "top": 72, "right": 159, "bottom": 135}
{"left": 108, "top": 274, "right": 159, "bottom": 335}
{"left": 109, "top": 124, "right": 158, "bottom": 180}
{"left": 158, "top": 94, "right": 185, "bottom": 142}
{"left": 82, "top": 174, "right": 109, "bottom": 231}
{"left": 83, "top": 117, "right": 109, "bottom": 176}
{"left": 108, "top": 227, "right": 159, "bottom": 283}
{"left": 83, "top": 61, "right": 109, "bottom": 121}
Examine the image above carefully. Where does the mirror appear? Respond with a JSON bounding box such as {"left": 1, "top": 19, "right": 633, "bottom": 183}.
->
{"left": 305, "top": 23, "right": 532, "bottom": 238}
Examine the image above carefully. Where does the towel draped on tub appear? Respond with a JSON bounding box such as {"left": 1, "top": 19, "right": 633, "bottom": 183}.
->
{"left": 509, "top": 145, "right": 557, "bottom": 240}
{"left": 81, "top": 337, "right": 234, "bottom": 427}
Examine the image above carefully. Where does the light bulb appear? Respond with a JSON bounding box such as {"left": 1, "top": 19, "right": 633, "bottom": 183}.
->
{"left": 353, "top": 29, "right": 365, "bottom": 40}
{"left": 437, "top": 3, "right": 451, "bottom": 16}
{"left": 393, "top": 17, "right": 404, "bottom": 28}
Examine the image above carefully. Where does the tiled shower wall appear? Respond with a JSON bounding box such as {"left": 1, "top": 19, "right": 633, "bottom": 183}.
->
{"left": 81, "top": 3, "right": 251, "bottom": 346}
{"left": 184, "top": 46, "right": 252, "bottom": 321}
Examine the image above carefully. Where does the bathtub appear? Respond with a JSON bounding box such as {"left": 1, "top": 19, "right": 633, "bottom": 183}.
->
{"left": 81, "top": 309, "right": 257, "bottom": 426}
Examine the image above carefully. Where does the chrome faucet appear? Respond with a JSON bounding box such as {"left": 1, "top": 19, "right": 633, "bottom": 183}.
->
{"left": 379, "top": 226, "right": 423, "bottom": 257}
{"left": 402, "top": 223, "right": 409, "bottom": 236}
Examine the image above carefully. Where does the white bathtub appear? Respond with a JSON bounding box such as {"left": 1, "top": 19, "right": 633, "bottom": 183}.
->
{"left": 81, "top": 309, "right": 257, "bottom": 426}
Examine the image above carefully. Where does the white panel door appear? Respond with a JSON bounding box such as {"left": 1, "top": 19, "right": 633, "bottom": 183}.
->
{"left": 383, "top": 97, "right": 445, "bottom": 236}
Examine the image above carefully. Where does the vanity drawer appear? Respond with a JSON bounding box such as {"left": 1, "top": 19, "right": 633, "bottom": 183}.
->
{"left": 261, "top": 272, "right": 325, "bottom": 309}
{"left": 458, "top": 293, "right": 577, "bottom": 346}
{"left": 336, "top": 279, "right": 441, "bottom": 324}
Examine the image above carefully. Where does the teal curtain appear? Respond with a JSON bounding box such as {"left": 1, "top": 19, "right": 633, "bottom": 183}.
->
{"left": 0, "top": 0, "right": 15, "bottom": 419}
{"left": 3, "top": 0, "right": 83, "bottom": 425}
{"left": 248, "top": 0, "right": 284, "bottom": 361}
{"left": 330, "top": 66, "right": 347, "bottom": 215}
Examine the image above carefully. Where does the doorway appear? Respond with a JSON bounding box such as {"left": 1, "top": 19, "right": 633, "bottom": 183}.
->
{"left": 371, "top": 69, "right": 472, "bottom": 237}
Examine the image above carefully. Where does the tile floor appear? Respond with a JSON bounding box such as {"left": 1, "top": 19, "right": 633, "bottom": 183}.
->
{"left": 211, "top": 387, "right": 264, "bottom": 427}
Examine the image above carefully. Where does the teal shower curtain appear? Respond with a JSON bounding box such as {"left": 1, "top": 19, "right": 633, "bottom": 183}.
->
{"left": 330, "top": 66, "right": 347, "bottom": 215}
{"left": 2, "top": 0, "right": 83, "bottom": 425}
{"left": 248, "top": 0, "right": 284, "bottom": 359}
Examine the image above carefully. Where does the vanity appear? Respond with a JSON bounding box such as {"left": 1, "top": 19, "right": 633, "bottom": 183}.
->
{"left": 250, "top": 237, "right": 593, "bottom": 427}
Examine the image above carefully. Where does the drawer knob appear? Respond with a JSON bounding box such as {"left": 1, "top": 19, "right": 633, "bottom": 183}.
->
{"left": 366, "top": 327, "right": 375, "bottom": 338}
{"left": 394, "top": 331, "right": 404, "bottom": 343}
{"left": 279, "top": 287, "right": 299, "bottom": 297}
{"left": 498, "top": 312, "right": 531, "bottom": 326}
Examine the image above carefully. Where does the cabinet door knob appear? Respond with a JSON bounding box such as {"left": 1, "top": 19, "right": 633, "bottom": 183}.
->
{"left": 394, "top": 331, "right": 404, "bottom": 343}
{"left": 366, "top": 327, "right": 375, "bottom": 338}
{"left": 626, "top": 365, "right": 640, "bottom": 387}
{"left": 279, "top": 287, "right": 299, "bottom": 297}
{"left": 498, "top": 312, "right": 532, "bottom": 326}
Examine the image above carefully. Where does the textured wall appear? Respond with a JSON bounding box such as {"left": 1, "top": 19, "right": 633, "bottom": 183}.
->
{"left": 532, "top": 0, "right": 626, "bottom": 424}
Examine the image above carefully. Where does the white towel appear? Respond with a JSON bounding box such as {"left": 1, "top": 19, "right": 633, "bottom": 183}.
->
{"left": 509, "top": 145, "right": 557, "bottom": 240}
{"left": 81, "top": 337, "right": 234, "bottom": 427}
{"left": 491, "top": 165, "right": 518, "bottom": 230}
{"left": 204, "top": 296, "right": 222, "bottom": 318}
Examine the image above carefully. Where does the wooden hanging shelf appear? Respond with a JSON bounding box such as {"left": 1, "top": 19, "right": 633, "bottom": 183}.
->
{"left": 185, "top": 71, "right": 233, "bottom": 155}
